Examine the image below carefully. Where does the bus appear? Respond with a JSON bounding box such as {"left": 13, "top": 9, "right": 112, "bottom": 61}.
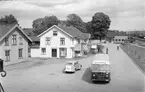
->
{"left": 90, "top": 54, "right": 111, "bottom": 83}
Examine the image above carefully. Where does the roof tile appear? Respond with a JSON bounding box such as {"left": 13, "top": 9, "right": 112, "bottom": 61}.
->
{"left": 0, "top": 24, "right": 16, "bottom": 39}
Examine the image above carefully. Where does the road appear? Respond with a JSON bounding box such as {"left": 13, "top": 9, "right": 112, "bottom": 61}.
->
{"left": 1, "top": 44, "right": 145, "bottom": 92}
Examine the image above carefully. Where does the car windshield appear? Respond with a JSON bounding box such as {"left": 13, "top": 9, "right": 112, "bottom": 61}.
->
{"left": 67, "top": 63, "right": 73, "bottom": 65}
{"left": 91, "top": 64, "right": 109, "bottom": 71}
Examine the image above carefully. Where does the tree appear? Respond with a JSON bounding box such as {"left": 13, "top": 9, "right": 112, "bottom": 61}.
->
{"left": 85, "top": 21, "right": 93, "bottom": 36}
{"left": 0, "top": 14, "right": 18, "bottom": 24}
{"left": 32, "top": 15, "right": 60, "bottom": 35}
{"left": 66, "top": 14, "right": 87, "bottom": 33}
{"left": 91, "top": 12, "right": 111, "bottom": 41}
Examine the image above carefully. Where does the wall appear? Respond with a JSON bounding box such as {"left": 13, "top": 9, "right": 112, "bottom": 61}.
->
{"left": 31, "top": 48, "right": 40, "bottom": 57}
{"left": 0, "top": 27, "right": 29, "bottom": 65}
{"left": 113, "top": 36, "right": 128, "bottom": 43}
{"left": 39, "top": 27, "right": 77, "bottom": 58}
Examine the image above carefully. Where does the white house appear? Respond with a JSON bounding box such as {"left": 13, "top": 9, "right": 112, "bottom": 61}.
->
{"left": 0, "top": 24, "right": 32, "bottom": 65}
{"left": 31, "top": 25, "right": 90, "bottom": 58}
{"left": 113, "top": 35, "right": 128, "bottom": 43}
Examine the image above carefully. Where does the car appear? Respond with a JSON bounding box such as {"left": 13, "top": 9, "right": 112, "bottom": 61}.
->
{"left": 63, "top": 61, "right": 82, "bottom": 73}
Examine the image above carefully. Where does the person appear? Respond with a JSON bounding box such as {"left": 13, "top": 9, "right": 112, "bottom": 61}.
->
{"left": 106, "top": 48, "right": 108, "bottom": 54}
{"left": 117, "top": 46, "right": 119, "bottom": 50}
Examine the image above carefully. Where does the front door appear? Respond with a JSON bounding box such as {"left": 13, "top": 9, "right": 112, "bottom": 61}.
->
{"left": 52, "top": 49, "right": 57, "bottom": 57}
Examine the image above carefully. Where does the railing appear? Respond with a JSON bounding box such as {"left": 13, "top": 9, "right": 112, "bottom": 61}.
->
{"left": 0, "top": 70, "right": 6, "bottom": 92}
{"left": 0, "top": 83, "right": 5, "bottom": 92}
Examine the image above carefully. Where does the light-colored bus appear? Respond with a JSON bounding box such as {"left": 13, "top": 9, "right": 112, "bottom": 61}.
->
{"left": 91, "top": 54, "right": 111, "bottom": 83}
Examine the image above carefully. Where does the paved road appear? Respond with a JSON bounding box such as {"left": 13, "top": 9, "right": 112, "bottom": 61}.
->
{"left": 1, "top": 44, "right": 145, "bottom": 92}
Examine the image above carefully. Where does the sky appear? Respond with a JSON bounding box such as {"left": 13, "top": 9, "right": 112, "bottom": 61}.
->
{"left": 0, "top": 0, "right": 144, "bottom": 31}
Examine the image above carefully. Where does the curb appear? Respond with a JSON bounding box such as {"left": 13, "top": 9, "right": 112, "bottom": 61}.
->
{"left": 120, "top": 44, "right": 145, "bottom": 75}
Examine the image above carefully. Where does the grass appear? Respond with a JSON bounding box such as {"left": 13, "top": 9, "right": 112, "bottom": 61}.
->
{"left": 120, "top": 43, "right": 145, "bottom": 74}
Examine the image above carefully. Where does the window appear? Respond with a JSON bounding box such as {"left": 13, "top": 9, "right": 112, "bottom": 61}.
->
{"left": 45, "top": 37, "right": 51, "bottom": 45}
{"left": 60, "top": 38, "right": 65, "bottom": 45}
{"left": 59, "top": 48, "right": 67, "bottom": 57}
{"left": 18, "top": 49, "right": 23, "bottom": 58}
{"left": 19, "top": 37, "right": 23, "bottom": 45}
{"left": 5, "top": 37, "right": 9, "bottom": 46}
{"left": 5, "top": 50, "right": 10, "bottom": 61}
{"left": 41, "top": 48, "right": 46, "bottom": 55}
{"left": 119, "top": 39, "right": 120, "bottom": 41}
{"left": 53, "top": 31, "right": 57, "bottom": 36}
{"left": 12, "top": 34, "right": 17, "bottom": 45}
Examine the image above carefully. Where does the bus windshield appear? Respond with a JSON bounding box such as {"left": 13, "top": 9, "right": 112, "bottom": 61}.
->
{"left": 91, "top": 64, "right": 109, "bottom": 71}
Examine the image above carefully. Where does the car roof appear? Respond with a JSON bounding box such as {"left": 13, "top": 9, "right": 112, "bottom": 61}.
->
{"left": 67, "top": 60, "right": 78, "bottom": 64}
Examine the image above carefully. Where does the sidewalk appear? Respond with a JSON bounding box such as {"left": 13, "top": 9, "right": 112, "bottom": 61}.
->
{"left": 120, "top": 44, "right": 145, "bottom": 75}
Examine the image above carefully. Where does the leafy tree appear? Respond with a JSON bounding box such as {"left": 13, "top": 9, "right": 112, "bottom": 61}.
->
{"left": 0, "top": 14, "right": 18, "bottom": 24}
{"left": 85, "top": 21, "right": 93, "bottom": 36}
{"left": 66, "top": 14, "right": 87, "bottom": 33}
{"left": 32, "top": 15, "right": 60, "bottom": 35}
{"left": 91, "top": 12, "right": 111, "bottom": 41}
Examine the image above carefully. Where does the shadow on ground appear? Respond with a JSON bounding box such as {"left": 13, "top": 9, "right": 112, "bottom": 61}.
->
{"left": 82, "top": 67, "right": 108, "bottom": 85}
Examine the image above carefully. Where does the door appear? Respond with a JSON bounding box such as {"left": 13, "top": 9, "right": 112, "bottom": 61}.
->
{"left": 52, "top": 49, "right": 57, "bottom": 57}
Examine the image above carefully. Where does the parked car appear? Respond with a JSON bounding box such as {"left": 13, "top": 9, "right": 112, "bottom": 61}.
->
{"left": 63, "top": 61, "right": 82, "bottom": 73}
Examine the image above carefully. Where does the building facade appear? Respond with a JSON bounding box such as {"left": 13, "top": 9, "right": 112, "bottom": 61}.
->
{"left": 31, "top": 25, "right": 90, "bottom": 58}
{"left": 113, "top": 36, "right": 128, "bottom": 43}
{"left": 0, "top": 24, "right": 32, "bottom": 65}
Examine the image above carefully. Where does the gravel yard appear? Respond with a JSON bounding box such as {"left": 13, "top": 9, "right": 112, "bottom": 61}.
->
{"left": 1, "top": 44, "right": 144, "bottom": 92}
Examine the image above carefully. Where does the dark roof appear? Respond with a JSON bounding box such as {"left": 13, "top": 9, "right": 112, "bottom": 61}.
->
{"left": 58, "top": 25, "right": 90, "bottom": 40}
{"left": 107, "top": 31, "right": 128, "bottom": 37}
{"left": 116, "top": 32, "right": 128, "bottom": 36}
{"left": 23, "top": 28, "right": 40, "bottom": 42}
{"left": 0, "top": 24, "right": 32, "bottom": 42}
{"left": 23, "top": 28, "right": 34, "bottom": 36}
{"left": 0, "top": 24, "right": 16, "bottom": 39}
{"left": 82, "top": 33, "right": 90, "bottom": 39}
{"left": 29, "top": 36, "right": 40, "bottom": 42}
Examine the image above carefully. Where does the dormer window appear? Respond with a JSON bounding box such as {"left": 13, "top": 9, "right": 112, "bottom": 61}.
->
{"left": 53, "top": 31, "right": 57, "bottom": 36}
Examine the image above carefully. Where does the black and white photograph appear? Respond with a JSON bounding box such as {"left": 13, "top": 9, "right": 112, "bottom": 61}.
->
{"left": 0, "top": 0, "right": 145, "bottom": 92}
